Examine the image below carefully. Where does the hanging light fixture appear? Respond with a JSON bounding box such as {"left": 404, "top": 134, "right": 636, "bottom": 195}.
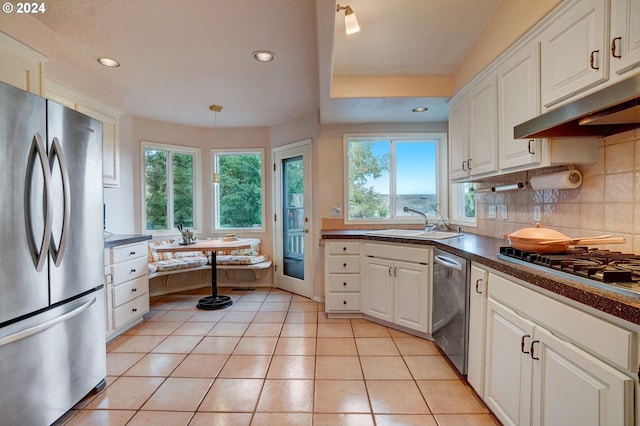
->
{"left": 208, "top": 105, "right": 223, "bottom": 185}
{"left": 336, "top": 4, "right": 360, "bottom": 35}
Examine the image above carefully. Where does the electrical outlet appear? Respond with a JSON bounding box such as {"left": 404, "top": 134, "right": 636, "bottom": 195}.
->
{"left": 488, "top": 205, "right": 497, "bottom": 219}
{"left": 533, "top": 205, "right": 542, "bottom": 222}
{"left": 499, "top": 205, "right": 508, "bottom": 220}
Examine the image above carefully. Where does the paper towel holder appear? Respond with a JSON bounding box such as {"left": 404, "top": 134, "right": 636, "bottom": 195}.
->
{"left": 529, "top": 169, "right": 582, "bottom": 190}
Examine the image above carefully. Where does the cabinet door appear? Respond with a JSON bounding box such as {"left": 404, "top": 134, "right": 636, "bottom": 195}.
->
{"left": 540, "top": 0, "right": 608, "bottom": 108}
{"left": 498, "top": 43, "right": 545, "bottom": 170}
{"left": 363, "top": 257, "right": 394, "bottom": 322}
{"left": 393, "top": 260, "right": 429, "bottom": 333}
{"left": 76, "top": 104, "right": 120, "bottom": 187}
{"left": 610, "top": 0, "right": 640, "bottom": 78}
{"left": 448, "top": 96, "right": 470, "bottom": 180}
{"left": 468, "top": 75, "right": 498, "bottom": 177}
{"left": 531, "top": 326, "right": 634, "bottom": 426}
{"left": 484, "top": 299, "right": 535, "bottom": 426}
{"left": 0, "top": 33, "right": 43, "bottom": 95}
{"left": 467, "top": 265, "right": 489, "bottom": 397}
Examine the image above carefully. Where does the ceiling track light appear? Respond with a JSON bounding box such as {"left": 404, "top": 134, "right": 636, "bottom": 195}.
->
{"left": 336, "top": 4, "right": 360, "bottom": 35}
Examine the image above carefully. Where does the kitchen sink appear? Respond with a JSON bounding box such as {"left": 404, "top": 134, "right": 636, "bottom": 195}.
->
{"left": 366, "top": 229, "right": 463, "bottom": 240}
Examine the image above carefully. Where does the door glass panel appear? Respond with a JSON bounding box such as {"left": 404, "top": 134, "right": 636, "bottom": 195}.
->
{"left": 282, "top": 156, "right": 304, "bottom": 280}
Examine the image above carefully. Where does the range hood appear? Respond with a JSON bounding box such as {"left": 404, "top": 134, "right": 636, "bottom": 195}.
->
{"left": 514, "top": 74, "right": 640, "bottom": 139}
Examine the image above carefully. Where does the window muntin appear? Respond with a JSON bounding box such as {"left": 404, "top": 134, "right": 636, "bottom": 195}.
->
{"left": 344, "top": 133, "right": 447, "bottom": 225}
{"left": 142, "top": 142, "right": 201, "bottom": 234}
{"left": 212, "top": 149, "right": 265, "bottom": 232}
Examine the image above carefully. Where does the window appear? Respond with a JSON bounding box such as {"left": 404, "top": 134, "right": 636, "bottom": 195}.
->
{"left": 450, "top": 182, "right": 477, "bottom": 226}
{"left": 142, "top": 142, "right": 201, "bottom": 234}
{"left": 211, "top": 149, "right": 265, "bottom": 232}
{"left": 344, "top": 133, "right": 448, "bottom": 225}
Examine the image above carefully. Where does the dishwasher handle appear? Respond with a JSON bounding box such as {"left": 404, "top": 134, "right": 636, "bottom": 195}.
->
{"left": 434, "top": 254, "right": 463, "bottom": 271}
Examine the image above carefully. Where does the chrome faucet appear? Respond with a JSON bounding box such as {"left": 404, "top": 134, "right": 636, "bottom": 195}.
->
{"left": 403, "top": 206, "right": 436, "bottom": 231}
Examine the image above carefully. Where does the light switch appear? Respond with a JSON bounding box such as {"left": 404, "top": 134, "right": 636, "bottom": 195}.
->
{"left": 499, "top": 205, "right": 508, "bottom": 220}
{"left": 488, "top": 205, "right": 497, "bottom": 219}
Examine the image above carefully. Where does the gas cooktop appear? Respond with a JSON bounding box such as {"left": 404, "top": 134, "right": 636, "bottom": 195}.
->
{"left": 498, "top": 246, "right": 640, "bottom": 299}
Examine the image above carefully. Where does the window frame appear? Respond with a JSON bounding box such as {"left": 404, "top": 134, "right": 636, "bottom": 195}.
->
{"left": 210, "top": 148, "right": 266, "bottom": 233}
{"left": 449, "top": 182, "right": 477, "bottom": 227}
{"left": 141, "top": 141, "right": 202, "bottom": 236}
{"left": 343, "top": 133, "right": 448, "bottom": 226}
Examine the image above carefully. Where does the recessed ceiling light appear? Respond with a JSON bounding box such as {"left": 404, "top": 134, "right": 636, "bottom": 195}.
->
{"left": 252, "top": 50, "right": 275, "bottom": 62}
{"left": 412, "top": 107, "right": 428, "bottom": 112}
{"left": 97, "top": 57, "right": 120, "bottom": 68}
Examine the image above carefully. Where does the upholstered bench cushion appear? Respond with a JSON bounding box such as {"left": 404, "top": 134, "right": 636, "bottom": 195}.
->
{"left": 213, "top": 254, "right": 269, "bottom": 265}
{"left": 148, "top": 256, "right": 208, "bottom": 274}
{"left": 148, "top": 240, "right": 176, "bottom": 262}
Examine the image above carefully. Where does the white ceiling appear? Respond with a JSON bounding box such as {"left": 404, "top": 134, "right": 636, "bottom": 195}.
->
{"left": 31, "top": 0, "right": 499, "bottom": 127}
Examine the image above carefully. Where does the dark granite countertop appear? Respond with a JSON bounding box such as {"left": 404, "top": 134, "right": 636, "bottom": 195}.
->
{"left": 322, "top": 229, "right": 640, "bottom": 327}
{"left": 104, "top": 233, "right": 152, "bottom": 248}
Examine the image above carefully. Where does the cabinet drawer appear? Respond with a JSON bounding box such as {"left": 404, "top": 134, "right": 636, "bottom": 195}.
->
{"left": 110, "top": 242, "right": 147, "bottom": 264}
{"left": 327, "top": 293, "right": 360, "bottom": 311}
{"left": 328, "top": 274, "right": 360, "bottom": 292}
{"left": 327, "top": 242, "right": 360, "bottom": 255}
{"left": 328, "top": 255, "right": 360, "bottom": 273}
{"left": 112, "top": 276, "right": 149, "bottom": 307}
{"left": 113, "top": 294, "right": 149, "bottom": 329}
{"left": 111, "top": 256, "right": 148, "bottom": 283}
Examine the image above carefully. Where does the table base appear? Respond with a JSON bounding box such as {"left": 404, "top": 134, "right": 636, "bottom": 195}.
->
{"left": 197, "top": 295, "right": 233, "bottom": 310}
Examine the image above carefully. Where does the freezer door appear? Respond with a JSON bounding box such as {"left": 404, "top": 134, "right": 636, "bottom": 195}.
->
{"left": 0, "top": 82, "right": 49, "bottom": 324}
{"left": 47, "top": 101, "right": 104, "bottom": 303}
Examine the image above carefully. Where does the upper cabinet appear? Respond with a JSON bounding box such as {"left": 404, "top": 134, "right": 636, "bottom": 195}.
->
{"left": 44, "top": 80, "right": 122, "bottom": 187}
{"left": 497, "top": 42, "right": 543, "bottom": 170}
{"left": 540, "top": 0, "right": 608, "bottom": 109}
{"left": 610, "top": 0, "right": 640, "bottom": 79}
{"left": 0, "top": 33, "right": 45, "bottom": 95}
{"left": 448, "top": 76, "right": 498, "bottom": 180}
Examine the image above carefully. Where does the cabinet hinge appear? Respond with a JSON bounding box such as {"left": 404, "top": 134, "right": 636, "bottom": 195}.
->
{"left": 273, "top": 163, "right": 276, "bottom": 171}
{"left": 274, "top": 213, "right": 277, "bottom": 222}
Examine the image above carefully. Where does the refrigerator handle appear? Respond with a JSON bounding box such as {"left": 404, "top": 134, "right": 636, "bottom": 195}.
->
{"left": 25, "top": 133, "right": 53, "bottom": 272}
{"left": 49, "top": 137, "right": 70, "bottom": 266}
{"left": 0, "top": 297, "right": 96, "bottom": 347}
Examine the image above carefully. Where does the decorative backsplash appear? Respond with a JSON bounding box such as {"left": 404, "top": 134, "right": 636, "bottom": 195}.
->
{"left": 473, "top": 130, "right": 639, "bottom": 254}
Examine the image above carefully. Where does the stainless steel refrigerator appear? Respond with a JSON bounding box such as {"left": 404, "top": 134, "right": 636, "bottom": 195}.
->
{"left": 0, "top": 81, "right": 107, "bottom": 426}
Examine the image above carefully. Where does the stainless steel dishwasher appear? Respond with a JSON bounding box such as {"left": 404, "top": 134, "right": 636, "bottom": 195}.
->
{"left": 432, "top": 248, "right": 470, "bottom": 375}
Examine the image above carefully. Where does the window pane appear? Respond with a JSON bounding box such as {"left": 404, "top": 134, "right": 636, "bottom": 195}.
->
{"left": 347, "top": 140, "right": 390, "bottom": 219}
{"left": 144, "top": 148, "right": 167, "bottom": 230}
{"left": 462, "top": 182, "right": 476, "bottom": 219}
{"left": 172, "top": 153, "right": 194, "bottom": 228}
{"left": 218, "top": 153, "right": 263, "bottom": 229}
{"left": 395, "top": 141, "right": 437, "bottom": 215}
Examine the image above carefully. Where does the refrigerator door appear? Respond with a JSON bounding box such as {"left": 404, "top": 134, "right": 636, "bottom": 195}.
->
{"left": 0, "top": 81, "right": 49, "bottom": 324}
{"left": 47, "top": 101, "right": 104, "bottom": 304}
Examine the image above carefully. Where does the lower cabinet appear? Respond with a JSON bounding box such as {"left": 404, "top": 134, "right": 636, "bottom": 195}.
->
{"left": 484, "top": 273, "right": 634, "bottom": 426}
{"left": 324, "top": 241, "right": 362, "bottom": 313}
{"left": 362, "top": 243, "right": 431, "bottom": 333}
{"left": 467, "top": 263, "right": 489, "bottom": 397}
{"left": 104, "top": 242, "right": 150, "bottom": 339}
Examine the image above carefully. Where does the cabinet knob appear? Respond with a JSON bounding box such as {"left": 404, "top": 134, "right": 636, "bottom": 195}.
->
{"left": 130, "top": 251, "right": 136, "bottom": 256}
{"left": 520, "top": 334, "right": 531, "bottom": 354}
{"left": 131, "top": 288, "right": 137, "bottom": 292}
{"left": 342, "top": 246, "right": 347, "bottom": 251}
{"left": 343, "top": 300, "right": 347, "bottom": 305}
{"left": 130, "top": 268, "right": 137, "bottom": 273}
{"left": 132, "top": 308, "right": 138, "bottom": 312}
{"left": 343, "top": 263, "right": 347, "bottom": 267}
{"left": 530, "top": 340, "right": 540, "bottom": 360}
{"left": 527, "top": 139, "right": 535, "bottom": 155}
{"left": 343, "top": 282, "right": 347, "bottom": 286}
{"left": 475, "top": 279, "right": 483, "bottom": 294}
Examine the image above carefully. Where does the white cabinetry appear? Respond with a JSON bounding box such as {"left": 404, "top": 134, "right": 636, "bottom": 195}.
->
{"left": 44, "top": 80, "right": 122, "bottom": 187}
{"left": 0, "top": 32, "right": 44, "bottom": 95}
{"left": 540, "top": 0, "right": 608, "bottom": 108}
{"left": 105, "top": 242, "right": 150, "bottom": 339}
{"left": 324, "top": 241, "right": 361, "bottom": 313}
{"left": 484, "top": 272, "right": 634, "bottom": 426}
{"left": 610, "top": 0, "right": 640, "bottom": 79}
{"left": 363, "top": 243, "right": 431, "bottom": 333}
{"left": 449, "top": 76, "right": 498, "bottom": 180}
{"left": 467, "top": 264, "right": 489, "bottom": 397}
{"left": 497, "top": 42, "right": 544, "bottom": 171}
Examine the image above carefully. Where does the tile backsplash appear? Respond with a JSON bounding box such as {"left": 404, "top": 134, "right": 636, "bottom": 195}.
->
{"left": 473, "top": 130, "right": 640, "bottom": 254}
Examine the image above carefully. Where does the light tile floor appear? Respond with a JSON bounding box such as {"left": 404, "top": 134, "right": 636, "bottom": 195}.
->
{"left": 56, "top": 287, "right": 500, "bottom": 426}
